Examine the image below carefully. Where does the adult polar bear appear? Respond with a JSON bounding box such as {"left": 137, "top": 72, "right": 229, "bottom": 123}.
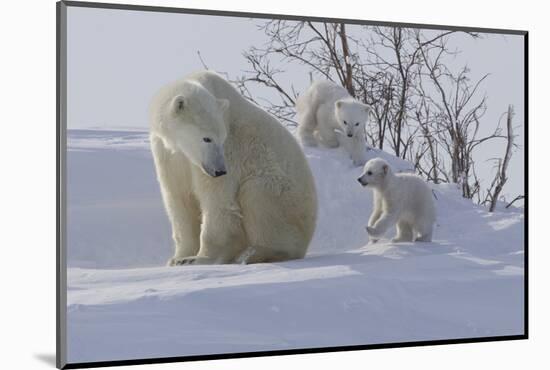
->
{"left": 150, "top": 71, "right": 317, "bottom": 265}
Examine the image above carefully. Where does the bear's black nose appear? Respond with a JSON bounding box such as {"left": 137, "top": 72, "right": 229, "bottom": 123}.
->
{"left": 214, "top": 170, "right": 227, "bottom": 177}
{"left": 347, "top": 133, "right": 353, "bottom": 138}
{"left": 357, "top": 178, "right": 363, "bottom": 184}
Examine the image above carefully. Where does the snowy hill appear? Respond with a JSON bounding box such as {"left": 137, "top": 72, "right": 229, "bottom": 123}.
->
{"left": 66, "top": 129, "right": 525, "bottom": 364}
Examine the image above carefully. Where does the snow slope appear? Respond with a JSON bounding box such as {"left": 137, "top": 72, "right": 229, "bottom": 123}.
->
{"left": 66, "top": 129, "right": 525, "bottom": 364}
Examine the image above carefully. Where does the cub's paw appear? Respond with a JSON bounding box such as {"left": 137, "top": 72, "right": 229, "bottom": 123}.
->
{"left": 300, "top": 135, "right": 319, "bottom": 147}
{"left": 391, "top": 237, "right": 411, "bottom": 243}
{"left": 324, "top": 139, "right": 339, "bottom": 148}
{"left": 366, "top": 226, "right": 378, "bottom": 236}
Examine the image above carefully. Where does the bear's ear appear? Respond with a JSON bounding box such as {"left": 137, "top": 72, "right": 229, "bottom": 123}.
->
{"left": 335, "top": 100, "right": 344, "bottom": 109}
{"left": 171, "top": 95, "right": 185, "bottom": 114}
{"left": 362, "top": 103, "right": 372, "bottom": 115}
{"left": 217, "top": 98, "right": 230, "bottom": 112}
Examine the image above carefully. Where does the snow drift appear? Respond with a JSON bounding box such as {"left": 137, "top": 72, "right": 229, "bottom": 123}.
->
{"left": 66, "top": 129, "right": 525, "bottom": 363}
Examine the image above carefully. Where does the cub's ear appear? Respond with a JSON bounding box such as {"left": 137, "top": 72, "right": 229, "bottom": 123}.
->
{"left": 335, "top": 100, "right": 344, "bottom": 109}
{"left": 217, "top": 98, "right": 230, "bottom": 112}
{"left": 171, "top": 95, "right": 185, "bottom": 114}
{"left": 382, "top": 164, "right": 389, "bottom": 175}
{"left": 362, "top": 103, "right": 372, "bottom": 115}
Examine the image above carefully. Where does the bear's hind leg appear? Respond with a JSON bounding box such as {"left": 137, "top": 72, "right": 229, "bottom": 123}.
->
{"left": 297, "top": 107, "right": 319, "bottom": 147}
{"left": 170, "top": 202, "right": 248, "bottom": 266}
{"left": 414, "top": 223, "right": 433, "bottom": 242}
{"left": 195, "top": 205, "right": 248, "bottom": 264}
{"left": 239, "top": 179, "right": 311, "bottom": 264}
{"left": 236, "top": 246, "right": 301, "bottom": 264}
{"left": 392, "top": 220, "right": 414, "bottom": 243}
{"left": 415, "top": 230, "right": 433, "bottom": 242}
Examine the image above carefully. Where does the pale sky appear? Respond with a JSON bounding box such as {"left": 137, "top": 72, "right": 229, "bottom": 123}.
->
{"left": 66, "top": 6, "right": 525, "bottom": 201}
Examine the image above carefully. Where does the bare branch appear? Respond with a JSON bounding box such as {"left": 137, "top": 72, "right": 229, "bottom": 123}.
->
{"left": 487, "top": 105, "right": 515, "bottom": 212}
{"left": 505, "top": 195, "right": 525, "bottom": 209}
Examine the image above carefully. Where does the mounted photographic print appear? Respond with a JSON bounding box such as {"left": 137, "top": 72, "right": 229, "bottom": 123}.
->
{"left": 57, "top": 1, "right": 528, "bottom": 368}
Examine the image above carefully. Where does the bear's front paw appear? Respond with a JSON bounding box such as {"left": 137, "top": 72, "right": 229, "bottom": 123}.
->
{"left": 167, "top": 256, "right": 199, "bottom": 266}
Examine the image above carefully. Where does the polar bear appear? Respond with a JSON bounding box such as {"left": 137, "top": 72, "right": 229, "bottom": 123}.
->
{"left": 150, "top": 71, "right": 318, "bottom": 265}
{"left": 341, "top": 130, "right": 369, "bottom": 167}
{"left": 296, "top": 81, "right": 371, "bottom": 166}
{"left": 357, "top": 158, "right": 436, "bottom": 243}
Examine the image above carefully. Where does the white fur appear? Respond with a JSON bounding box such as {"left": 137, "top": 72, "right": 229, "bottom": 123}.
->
{"left": 150, "top": 71, "right": 318, "bottom": 265}
{"left": 296, "top": 81, "right": 371, "bottom": 166}
{"left": 357, "top": 158, "right": 436, "bottom": 243}
{"left": 337, "top": 129, "right": 368, "bottom": 167}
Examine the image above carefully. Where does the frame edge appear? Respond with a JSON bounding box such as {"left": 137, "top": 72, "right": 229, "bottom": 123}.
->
{"left": 57, "top": 1, "right": 68, "bottom": 369}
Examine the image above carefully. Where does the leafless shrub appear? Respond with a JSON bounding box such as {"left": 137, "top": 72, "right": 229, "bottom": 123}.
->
{"left": 225, "top": 20, "right": 519, "bottom": 207}
{"left": 483, "top": 105, "right": 517, "bottom": 211}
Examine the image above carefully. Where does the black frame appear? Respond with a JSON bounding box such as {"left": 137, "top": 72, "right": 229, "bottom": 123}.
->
{"left": 56, "top": 1, "right": 529, "bottom": 368}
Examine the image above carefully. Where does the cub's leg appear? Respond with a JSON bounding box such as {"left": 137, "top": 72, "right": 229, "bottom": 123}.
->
{"left": 316, "top": 105, "right": 339, "bottom": 148}
{"left": 392, "top": 220, "right": 414, "bottom": 243}
{"left": 367, "top": 192, "right": 383, "bottom": 243}
{"left": 297, "top": 106, "right": 319, "bottom": 147}
{"left": 367, "top": 209, "right": 400, "bottom": 239}
{"left": 414, "top": 223, "right": 433, "bottom": 242}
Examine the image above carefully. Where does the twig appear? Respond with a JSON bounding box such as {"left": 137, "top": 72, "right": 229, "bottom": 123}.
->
{"left": 505, "top": 195, "right": 525, "bottom": 209}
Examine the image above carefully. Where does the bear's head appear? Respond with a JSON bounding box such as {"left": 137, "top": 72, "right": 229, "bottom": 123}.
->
{"left": 334, "top": 99, "right": 372, "bottom": 139}
{"left": 157, "top": 83, "right": 230, "bottom": 178}
{"left": 357, "top": 158, "right": 393, "bottom": 188}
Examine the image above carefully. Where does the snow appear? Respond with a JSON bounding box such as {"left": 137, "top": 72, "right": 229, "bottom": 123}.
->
{"left": 66, "top": 129, "right": 525, "bottom": 364}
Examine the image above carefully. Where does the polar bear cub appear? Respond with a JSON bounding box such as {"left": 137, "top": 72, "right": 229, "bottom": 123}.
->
{"left": 357, "top": 158, "right": 436, "bottom": 243}
{"left": 296, "top": 81, "right": 371, "bottom": 166}
{"left": 150, "top": 71, "right": 317, "bottom": 265}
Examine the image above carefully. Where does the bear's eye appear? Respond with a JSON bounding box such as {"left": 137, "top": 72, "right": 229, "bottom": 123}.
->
{"left": 367, "top": 171, "right": 373, "bottom": 176}
{"left": 203, "top": 137, "right": 212, "bottom": 143}
{"left": 343, "top": 121, "right": 347, "bottom": 125}
{"left": 355, "top": 122, "right": 360, "bottom": 126}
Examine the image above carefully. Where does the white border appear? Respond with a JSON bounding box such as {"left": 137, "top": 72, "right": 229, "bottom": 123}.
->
{"left": 3, "top": 1, "right": 545, "bottom": 369}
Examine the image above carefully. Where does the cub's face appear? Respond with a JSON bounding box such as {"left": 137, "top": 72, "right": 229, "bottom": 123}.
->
{"left": 357, "top": 158, "right": 390, "bottom": 188}
{"left": 334, "top": 100, "right": 371, "bottom": 138}
{"left": 162, "top": 92, "right": 229, "bottom": 178}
